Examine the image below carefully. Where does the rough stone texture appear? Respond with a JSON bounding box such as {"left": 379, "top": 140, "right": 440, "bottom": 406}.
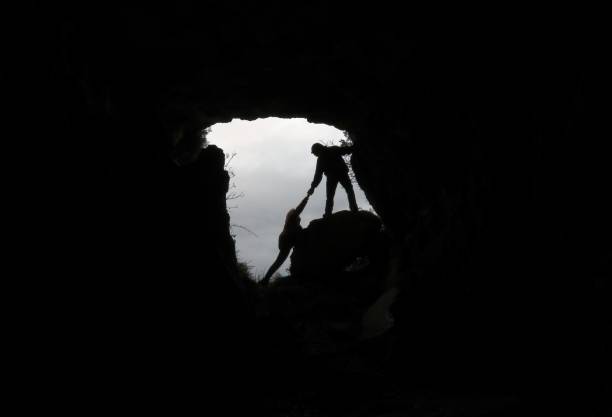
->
{"left": 33, "top": 4, "right": 606, "bottom": 415}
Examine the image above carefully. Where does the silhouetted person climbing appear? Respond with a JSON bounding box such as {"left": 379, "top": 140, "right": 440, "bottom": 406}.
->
{"left": 308, "top": 143, "right": 359, "bottom": 217}
{"left": 261, "top": 194, "right": 310, "bottom": 285}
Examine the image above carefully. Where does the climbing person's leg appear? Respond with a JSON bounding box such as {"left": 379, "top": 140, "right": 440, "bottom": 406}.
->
{"left": 261, "top": 245, "right": 292, "bottom": 285}
{"left": 325, "top": 177, "right": 339, "bottom": 217}
{"left": 340, "top": 175, "right": 359, "bottom": 212}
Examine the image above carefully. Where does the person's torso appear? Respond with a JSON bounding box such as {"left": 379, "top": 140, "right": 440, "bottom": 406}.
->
{"left": 320, "top": 151, "right": 348, "bottom": 177}
{"left": 279, "top": 225, "right": 303, "bottom": 250}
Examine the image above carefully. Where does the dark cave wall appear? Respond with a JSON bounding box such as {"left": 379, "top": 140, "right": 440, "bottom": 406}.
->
{"left": 43, "top": 4, "right": 606, "bottom": 411}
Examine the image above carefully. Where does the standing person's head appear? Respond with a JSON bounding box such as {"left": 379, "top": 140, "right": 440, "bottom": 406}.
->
{"left": 311, "top": 143, "right": 325, "bottom": 156}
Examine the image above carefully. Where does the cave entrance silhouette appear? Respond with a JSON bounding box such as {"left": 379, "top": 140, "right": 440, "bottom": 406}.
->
{"left": 206, "top": 117, "right": 374, "bottom": 279}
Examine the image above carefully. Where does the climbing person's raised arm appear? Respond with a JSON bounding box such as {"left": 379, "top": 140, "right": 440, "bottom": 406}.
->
{"left": 294, "top": 195, "right": 310, "bottom": 216}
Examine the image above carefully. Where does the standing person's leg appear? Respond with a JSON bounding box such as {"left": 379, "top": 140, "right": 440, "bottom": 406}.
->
{"left": 340, "top": 175, "right": 359, "bottom": 212}
{"left": 325, "top": 178, "right": 339, "bottom": 217}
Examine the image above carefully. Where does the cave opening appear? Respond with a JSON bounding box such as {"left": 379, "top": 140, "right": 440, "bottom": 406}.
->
{"left": 206, "top": 117, "right": 374, "bottom": 279}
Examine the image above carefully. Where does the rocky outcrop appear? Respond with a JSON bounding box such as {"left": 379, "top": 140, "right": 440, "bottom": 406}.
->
{"left": 253, "top": 210, "right": 398, "bottom": 360}
{"left": 289, "top": 210, "right": 384, "bottom": 278}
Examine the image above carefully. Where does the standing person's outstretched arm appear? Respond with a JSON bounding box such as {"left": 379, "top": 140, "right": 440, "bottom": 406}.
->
{"left": 309, "top": 158, "right": 323, "bottom": 193}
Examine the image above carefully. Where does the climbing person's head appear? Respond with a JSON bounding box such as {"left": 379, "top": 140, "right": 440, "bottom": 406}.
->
{"left": 284, "top": 208, "right": 301, "bottom": 230}
{"left": 311, "top": 143, "right": 325, "bottom": 156}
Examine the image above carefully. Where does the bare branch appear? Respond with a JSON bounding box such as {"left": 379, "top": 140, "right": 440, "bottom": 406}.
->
{"left": 227, "top": 191, "right": 245, "bottom": 201}
{"left": 224, "top": 152, "right": 237, "bottom": 169}
{"left": 230, "top": 224, "right": 259, "bottom": 237}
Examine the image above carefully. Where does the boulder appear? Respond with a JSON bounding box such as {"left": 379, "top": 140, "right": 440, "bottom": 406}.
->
{"left": 289, "top": 210, "right": 383, "bottom": 278}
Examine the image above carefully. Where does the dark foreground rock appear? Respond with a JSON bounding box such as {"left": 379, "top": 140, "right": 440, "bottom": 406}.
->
{"left": 252, "top": 210, "right": 396, "bottom": 361}
{"left": 290, "top": 210, "right": 385, "bottom": 279}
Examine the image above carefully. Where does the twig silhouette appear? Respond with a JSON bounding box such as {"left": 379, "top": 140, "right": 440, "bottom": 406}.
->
{"left": 231, "top": 224, "right": 259, "bottom": 237}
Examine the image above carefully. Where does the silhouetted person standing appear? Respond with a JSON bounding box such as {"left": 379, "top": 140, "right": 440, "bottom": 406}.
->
{"left": 261, "top": 195, "right": 310, "bottom": 285}
{"left": 308, "top": 143, "right": 359, "bottom": 217}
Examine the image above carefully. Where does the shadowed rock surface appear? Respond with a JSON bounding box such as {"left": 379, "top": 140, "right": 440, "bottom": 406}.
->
{"left": 290, "top": 210, "right": 384, "bottom": 278}
{"left": 250, "top": 210, "right": 399, "bottom": 414}
{"left": 267, "top": 211, "right": 389, "bottom": 348}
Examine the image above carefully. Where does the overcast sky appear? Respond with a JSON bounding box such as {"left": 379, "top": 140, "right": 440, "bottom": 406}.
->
{"left": 207, "top": 118, "right": 372, "bottom": 279}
